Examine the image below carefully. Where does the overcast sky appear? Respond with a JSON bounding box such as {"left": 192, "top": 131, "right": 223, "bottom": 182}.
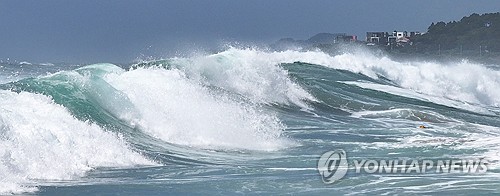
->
{"left": 1, "top": 0, "right": 499, "bottom": 63}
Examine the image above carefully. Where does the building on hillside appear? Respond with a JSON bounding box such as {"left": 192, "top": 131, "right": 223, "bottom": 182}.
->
{"left": 336, "top": 34, "right": 358, "bottom": 43}
{"left": 387, "top": 31, "right": 408, "bottom": 46}
{"left": 307, "top": 33, "right": 357, "bottom": 45}
{"left": 367, "top": 30, "right": 421, "bottom": 47}
{"left": 409, "top": 31, "right": 421, "bottom": 37}
{"left": 366, "top": 32, "right": 388, "bottom": 45}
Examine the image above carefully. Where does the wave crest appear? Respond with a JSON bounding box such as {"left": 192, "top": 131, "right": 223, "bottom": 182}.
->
{"left": 0, "top": 90, "right": 153, "bottom": 194}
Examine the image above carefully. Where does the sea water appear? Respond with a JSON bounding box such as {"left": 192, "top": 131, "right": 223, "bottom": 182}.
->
{"left": 0, "top": 48, "right": 499, "bottom": 195}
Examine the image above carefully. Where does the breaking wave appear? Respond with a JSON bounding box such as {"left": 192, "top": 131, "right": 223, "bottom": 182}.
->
{"left": 2, "top": 47, "right": 500, "bottom": 194}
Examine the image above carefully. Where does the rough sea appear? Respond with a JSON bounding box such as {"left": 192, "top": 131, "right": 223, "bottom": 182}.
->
{"left": 1, "top": 48, "right": 499, "bottom": 195}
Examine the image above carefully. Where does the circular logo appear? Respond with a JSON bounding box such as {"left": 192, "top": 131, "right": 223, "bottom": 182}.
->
{"left": 317, "top": 149, "right": 348, "bottom": 184}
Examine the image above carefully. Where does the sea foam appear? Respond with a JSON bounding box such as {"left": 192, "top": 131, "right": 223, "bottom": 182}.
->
{"left": 0, "top": 90, "right": 153, "bottom": 194}
{"left": 185, "top": 48, "right": 500, "bottom": 110}
{"left": 104, "top": 67, "right": 291, "bottom": 151}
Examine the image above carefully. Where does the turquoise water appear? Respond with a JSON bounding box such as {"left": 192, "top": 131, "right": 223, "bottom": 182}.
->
{"left": 1, "top": 48, "right": 499, "bottom": 195}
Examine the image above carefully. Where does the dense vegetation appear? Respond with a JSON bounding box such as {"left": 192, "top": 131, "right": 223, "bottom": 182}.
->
{"left": 400, "top": 12, "right": 498, "bottom": 59}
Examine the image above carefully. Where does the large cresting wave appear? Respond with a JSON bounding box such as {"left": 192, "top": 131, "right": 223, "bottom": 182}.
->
{"left": 2, "top": 47, "right": 500, "bottom": 194}
{"left": 0, "top": 90, "right": 153, "bottom": 194}
{"left": 181, "top": 48, "right": 500, "bottom": 110}
{"left": 3, "top": 62, "right": 293, "bottom": 152}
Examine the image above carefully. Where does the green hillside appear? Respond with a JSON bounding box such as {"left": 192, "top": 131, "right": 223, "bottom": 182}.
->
{"left": 414, "top": 12, "right": 500, "bottom": 53}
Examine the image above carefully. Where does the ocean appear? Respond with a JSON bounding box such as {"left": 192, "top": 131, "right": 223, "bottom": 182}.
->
{"left": 0, "top": 48, "right": 499, "bottom": 195}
